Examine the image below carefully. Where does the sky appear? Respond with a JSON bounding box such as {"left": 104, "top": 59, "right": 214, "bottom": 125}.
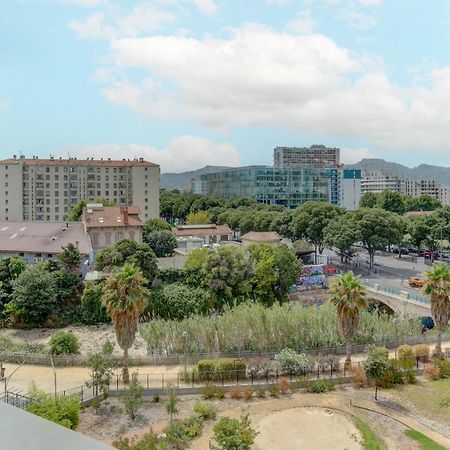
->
{"left": 2, "top": 0, "right": 450, "bottom": 172}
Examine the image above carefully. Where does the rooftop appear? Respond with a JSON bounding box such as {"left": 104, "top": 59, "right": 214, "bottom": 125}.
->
{"left": 172, "top": 224, "right": 232, "bottom": 236}
{"left": 241, "top": 231, "right": 282, "bottom": 243}
{"left": 0, "top": 221, "right": 91, "bottom": 255}
{"left": 0, "top": 155, "right": 158, "bottom": 168}
{"left": 83, "top": 206, "right": 143, "bottom": 228}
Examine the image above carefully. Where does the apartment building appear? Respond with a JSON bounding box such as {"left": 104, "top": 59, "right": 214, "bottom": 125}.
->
{"left": 439, "top": 186, "right": 450, "bottom": 206}
{"left": 0, "top": 155, "right": 160, "bottom": 222}
{"left": 361, "top": 171, "right": 402, "bottom": 194}
{"left": 401, "top": 179, "right": 441, "bottom": 199}
{"left": 273, "top": 145, "right": 340, "bottom": 169}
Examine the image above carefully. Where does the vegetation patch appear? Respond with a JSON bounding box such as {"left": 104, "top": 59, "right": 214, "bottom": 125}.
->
{"left": 405, "top": 429, "right": 446, "bottom": 450}
{"left": 353, "top": 417, "right": 384, "bottom": 450}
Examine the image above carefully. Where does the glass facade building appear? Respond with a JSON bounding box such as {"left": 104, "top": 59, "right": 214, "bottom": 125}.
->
{"left": 201, "top": 166, "right": 333, "bottom": 208}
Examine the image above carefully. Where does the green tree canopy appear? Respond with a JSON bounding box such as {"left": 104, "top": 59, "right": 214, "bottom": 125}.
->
{"left": 291, "top": 202, "right": 343, "bottom": 253}
{"left": 376, "top": 190, "right": 405, "bottom": 215}
{"left": 359, "top": 192, "right": 380, "bottom": 208}
{"left": 144, "top": 230, "right": 178, "bottom": 257}
{"left": 324, "top": 213, "right": 361, "bottom": 263}
{"left": 58, "top": 243, "right": 82, "bottom": 273}
{"left": 0, "top": 257, "right": 27, "bottom": 309}
{"left": 186, "top": 210, "right": 212, "bottom": 225}
{"left": 9, "top": 264, "right": 57, "bottom": 327}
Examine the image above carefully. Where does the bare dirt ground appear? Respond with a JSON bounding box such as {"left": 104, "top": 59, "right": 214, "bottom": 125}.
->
{"left": 251, "top": 407, "right": 363, "bottom": 450}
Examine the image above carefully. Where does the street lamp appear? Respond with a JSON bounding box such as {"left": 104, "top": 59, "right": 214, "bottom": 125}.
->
{"left": 182, "top": 331, "right": 188, "bottom": 375}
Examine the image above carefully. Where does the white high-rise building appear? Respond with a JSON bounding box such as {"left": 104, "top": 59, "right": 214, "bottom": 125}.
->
{"left": 0, "top": 155, "right": 160, "bottom": 222}
{"left": 361, "top": 171, "right": 402, "bottom": 194}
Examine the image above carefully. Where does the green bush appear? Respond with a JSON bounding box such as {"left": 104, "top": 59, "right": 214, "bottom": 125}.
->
{"left": 200, "top": 383, "right": 224, "bottom": 400}
{"left": 26, "top": 391, "right": 80, "bottom": 430}
{"left": 194, "top": 402, "right": 217, "bottom": 420}
{"left": 49, "top": 331, "right": 80, "bottom": 355}
{"left": 308, "top": 380, "right": 335, "bottom": 393}
{"left": 414, "top": 344, "right": 430, "bottom": 362}
{"left": 435, "top": 358, "right": 450, "bottom": 377}
{"left": 397, "top": 345, "right": 415, "bottom": 369}
{"left": 212, "top": 414, "right": 258, "bottom": 450}
{"left": 197, "top": 358, "right": 246, "bottom": 381}
{"left": 81, "top": 282, "right": 110, "bottom": 325}
{"left": 274, "top": 349, "right": 313, "bottom": 376}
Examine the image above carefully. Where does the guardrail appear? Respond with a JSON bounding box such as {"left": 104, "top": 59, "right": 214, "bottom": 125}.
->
{"left": 362, "top": 280, "right": 430, "bottom": 305}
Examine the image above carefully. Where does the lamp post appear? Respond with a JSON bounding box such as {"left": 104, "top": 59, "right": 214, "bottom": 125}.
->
{"left": 182, "top": 331, "right": 188, "bottom": 375}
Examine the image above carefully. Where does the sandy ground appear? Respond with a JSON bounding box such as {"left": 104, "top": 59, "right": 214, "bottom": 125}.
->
{"left": 251, "top": 407, "right": 362, "bottom": 450}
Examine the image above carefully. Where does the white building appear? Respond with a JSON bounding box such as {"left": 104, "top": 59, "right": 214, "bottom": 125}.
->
{"left": 401, "top": 179, "right": 441, "bottom": 199}
{"left": 361, "top": 171, "right": 402, "bottom": 194}
{"left": 340, "top": 169, "right": 362, "bottom": 210}
{"left": 274, "top": 145, "right": 340, "bottom": 168}
{"left": 0, "top": 155, "right": 160, "bottom": 222}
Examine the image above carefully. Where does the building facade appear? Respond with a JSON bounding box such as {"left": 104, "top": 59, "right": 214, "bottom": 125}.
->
{"left": 172, "top": 224, "right": 233, "bottom": 250}
{"left": 0, "top": 155, "right": 160, "bottom": 222}
{"left": 200, "top": 166, "right": 331, "bottom": 208}
{"left": 273, "top": 145, "right": 340, "bottom": 168}
{"left": 361, "top": 171, "right": 402, "bottom": 194}
{"left": 439, "top": 186, "right": 450, "bottom": 206}
{"left": 401, "top": 179, "right": 441, "bottom": 199}
{"left": 340, "top": 169, "right": 362, "bottom": 210}
{"left": 82, "top": 204, "right": 144, "bottom": 252}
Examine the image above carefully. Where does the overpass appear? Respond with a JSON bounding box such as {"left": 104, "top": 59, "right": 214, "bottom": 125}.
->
{"left": 362, "top": 281, "right": 431, "bottom": 317}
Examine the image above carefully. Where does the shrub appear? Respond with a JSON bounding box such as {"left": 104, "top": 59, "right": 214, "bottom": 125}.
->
{"left": 276, "top": 377, "right": 292, "bottom": 395}
{"left": 26, "top": 389, "right": 80, "bottom": 430}
{"left": 397, "top": 345, "right": 415, "bottom": 369}
{"left": 414, "top": 344, "right": 430, "bottom": 362}
{"left": 194, "top": 402, "right": 217, "bottom": 420}
{"left": 256, "top": 389, "right": 266, "bottom": 398}
{"left": 49, "top": 331, "right": 80, "bottom": 355}
{"left": 81, "top": 282, "right": 109, "bottom": 325}
{"left": 379, "top": 361, "right": 405, "bottom": 388}
{"left": 229, "top": 386, "right": 244, "bottom": 400}
{"left": 212, "top": 414, "right": 258, "bottom": 450}
{"left": 351, "top": 366, "right": 368, "bottom": 388}
{"left": 197, "top": 358, "right": 246, "bottom": 381}
{"left": 246, "top": 357, "right": 272, "bottom": 379}
{"left": 200, "top": 383, "right": 224, "bottom": 400}
{"left": 121, "top": 376, "right": 143, "bottom": 421}
{"left": 178, "top": 416, "right": 204, "bottom": 439}
{"left": 268, "top": 385, "right": 280, "bottom": 398}
{"left": 152, "top": 394, "right": 160, "bottom": 403}
{"left": 435, "top": 359, "right": 450, "bottom": 377}
{"left": 423, "top": 364, "right": 441, "bottom": 380}
{"left": 316, "top": 355, "right": 341, "bottom": 373}
{"left": 308, "top": 380, "right": 335, "bottom": 393}
{"left": 274, "top": 349, "right": 313, "bottom": 376}
{"left": 243, "top": 386, "right": 253, "bottom": 401}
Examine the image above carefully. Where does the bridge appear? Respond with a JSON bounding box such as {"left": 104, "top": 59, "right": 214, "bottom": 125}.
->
{"left": 362, "top": 281, "right": 431, "bottom": 317}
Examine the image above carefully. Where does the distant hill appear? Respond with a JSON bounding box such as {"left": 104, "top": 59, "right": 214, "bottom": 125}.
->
{"left": 161, "top": 165, "right": 231, "bottom": 190}
{"left": 346, "top": 158, "right": 450, "bottom": 185}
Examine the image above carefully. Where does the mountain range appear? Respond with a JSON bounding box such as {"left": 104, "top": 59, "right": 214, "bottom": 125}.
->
{"left": 161, "top": 159, "right": 450, "bottom": 190}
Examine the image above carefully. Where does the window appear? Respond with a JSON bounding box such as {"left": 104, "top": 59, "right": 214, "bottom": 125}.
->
{"left": 105, "top": 232, "right": 112, "bottom": 245}
{"left": 46, "top": 167, "right": 50, "bottom": 173}
{"left": 92, "top": 233, "right": 99, "bottom": 245}
{"left": 129, "top": 231, "right": 135, "bottom": 241}
{"left": 145, "top": 198, "right": 148, "bottom": 202}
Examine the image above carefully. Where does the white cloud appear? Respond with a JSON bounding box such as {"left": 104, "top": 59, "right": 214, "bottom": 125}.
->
{"left": 69, "top": 3, "right": 175, "bottom": 39}
{"left": 93, "top": 23, "right": 450, "bottom": 153}
{"left": 192, "top": 0, "right": 218, "bottom": 16}
{"left": 341, "top": 147, "right": 375, "bottom": 164}
{"left": 286, "top": 10, "right": 316, "bottom": 34}
{"left": 58, "top": 135, "right": 241, "bottom": 172}
{"left": 60, "top": 0, "right": 108, "bottom": 6}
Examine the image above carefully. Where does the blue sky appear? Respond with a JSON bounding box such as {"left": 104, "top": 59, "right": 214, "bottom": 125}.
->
{"left": 2, "top": 0, "right": 450, "bottom": 172}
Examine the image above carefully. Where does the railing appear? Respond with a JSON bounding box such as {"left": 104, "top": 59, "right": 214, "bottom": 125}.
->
{"left": 362, "top": 280, "right": 430, "bottom": 305}
{"left": 0, "top": 390, "right": 39, "bottom": 409}
{"left": 109, "top": 358, "right": 426, "bottom": 391}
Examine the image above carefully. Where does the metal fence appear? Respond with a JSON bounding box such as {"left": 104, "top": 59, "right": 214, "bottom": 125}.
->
{"left": 0, "top": 389, "right": 39, "bottom": 409}
{"left": 362, "top": 280, "right": 430, "bottom": 305}
{"left": 109, "top": 358, "right": 426, "bottom": 391}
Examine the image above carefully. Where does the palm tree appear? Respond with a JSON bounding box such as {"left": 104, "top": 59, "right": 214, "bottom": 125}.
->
{"left": 329, "top": 271, "right": 367, "bottom": 367}
{"left": 424, "top": 264, "right": 450, "bottom": 355}
{"left": 101, "top": 263, "right": 149, "bottom": 383}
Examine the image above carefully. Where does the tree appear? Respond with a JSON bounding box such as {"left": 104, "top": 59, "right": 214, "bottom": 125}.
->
{"left": 363, "top": 346, "right": 390, "bottom": 400}
{"left": 121, "top": 375, "right": 143, "bottom": 420}
{"left": 212, "top": 414, "right": 258, "bottom": 450}
{"left": 291, "top": 202, "right": 343, "bottom": 253}
{"left": 58, "top": 243, "right": 82, "bottom": 273}
{"left": 95, "top": 239, "right": 158, "bottom": 283}
{"left": 86, "top": 349, "right": 114, "bottom": 401}
{"left": 408, "top": 215, "right": 429, "bottom": 251}
{"left": 186, "top": 210, "right": 212, "bottom": 225}
{"left": 67, "top": 198, "right": 116, "bottom": 221}
{"left": 0, "top": 257, "right": 27, "bottom": 310}
{"left": 270, "top": 210, "right": 295, "bottom": 239}
{"left": 81, "top": 281, "right": 110, "bottom": 324}
{"left": 101, "top": 264, "right": 150, "bottom": 383}
{"left": 324, "top": 213, "right": 360, "bottom": 263}
{"left": 142, "top": 218, "right": 172, "bottom": 244}
{"left": 165, "top": 384, "right": 179, "bottom": 423}
{"left": 248, "top": 243, "right": 301, "bottom": 304}
{"left": 424, "top": 264, "right": 450, "bottom": 355}
{"left": 8, "top": 264, "right": 57, "bottom": 327}
{"left": 404, "top": 194, "right": 441, "bottom": 212}
{"left": 329, "top": 271, "right": 367, "bottom": 367}
{"left": 352, "top": 208, "right": 402, "bottom": 269}
{"left": 359, "top": 192, "right": 380, "bottom": 208}
{"left": 144, "top": 230, "right": 177, "bottom": 257}
{"left": 376, "top": 190, "right": 405, "bottom": 215}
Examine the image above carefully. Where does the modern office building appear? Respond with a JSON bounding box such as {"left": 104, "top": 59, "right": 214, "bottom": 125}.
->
{"left": 200, "top": 166, "right": 332, "bottom": 208}
{"left": 0, "top": 155, "right": 160, "bottom": 222}
{"left": 274, "top": 145, "right": 340, "bottom": 168}
{"left": 361, "top": 171, "right": 402, "bottom": 194}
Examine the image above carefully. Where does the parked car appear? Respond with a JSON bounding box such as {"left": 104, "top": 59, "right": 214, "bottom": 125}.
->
{"left": 393, "top": 247, "right": 409, "bottom": 255}
{"left": 408, "top": 277, "right": 426, "bottom": 288}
